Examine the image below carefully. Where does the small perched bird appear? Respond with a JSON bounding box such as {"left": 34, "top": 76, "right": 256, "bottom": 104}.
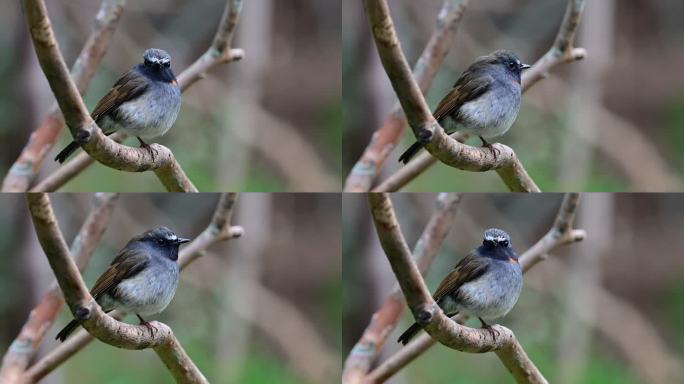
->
{"left": 397, "top": 228, "right": 523, "bottom": 345}
{"left": 55, "top": 227, "right": 190, "bottom": 342}
{"left": 398, "top": 50, "right": 530, "bottom": 164}
{"left": 54, "top": 48, "right": 182, "bottom": 163}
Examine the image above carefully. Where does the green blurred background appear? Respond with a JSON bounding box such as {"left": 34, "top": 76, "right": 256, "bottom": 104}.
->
{"left": 0, "top": 193, "right": 341, "bottom": 383}
{"left": 0, "top": 0, "right": 341, "bottom": 192}
{"left": 343, "top": 0, "right": 684, "bottom": 191}
{"left": 343, "top": 193, "right": 684, "bottom": 383}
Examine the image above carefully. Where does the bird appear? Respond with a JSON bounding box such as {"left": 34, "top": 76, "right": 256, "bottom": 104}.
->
{"left": 397, "top": 228, "right": 523, "bottom": 345}
{"left": 398, "top": 50, "right": 530, "bottom": 164}
{"left": 55, "top": 227, "right": 190, "bottom": 342}
{"left": 54, "top": 48, "right": 182, "bottom": 163}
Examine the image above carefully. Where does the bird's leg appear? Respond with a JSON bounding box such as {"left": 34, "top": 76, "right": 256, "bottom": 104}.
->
{"left": 478, "top": 317, "right": 499, "bottom": 341}
{"left": 137, "top": 314, "right": 157, "bottom": 338}
{"left": 479, "top": 136, "right": 500, "bottom": 161}
{"left": 136, "top": 137, "right": 150, "bottom": 148}
{"left": 136, "top": 137, "right": 158, "bottom": 162}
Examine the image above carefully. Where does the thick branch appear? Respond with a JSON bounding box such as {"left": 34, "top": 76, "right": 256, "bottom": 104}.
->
{"left": 344, "top": 0, "right": 470, "bottom": 192}
{"left": 367, "top": 193, "right": 548, "bottom": 383}
{"left": 366, "top": 193, "right": 584, "bottom": 383}
{"left": 363, "top": 0, "right": 539, "bottom": 192}
{"left": 2, "top": 0, "right": 126, "bottom": 192}
{"left": 22, "top": 193, "right": 242, "bottom": 383}
{"left": 343, "top": 193, "right": 461, "bottom": 383}
{"left": 372, "top": 0, "right": 587, "bottom": 192}
{"left": 21, "top": 0, "right": 198, "bottom": 191}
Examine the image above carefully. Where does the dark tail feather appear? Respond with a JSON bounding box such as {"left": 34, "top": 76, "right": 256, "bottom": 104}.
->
{"left": 398, "top": 142, "right": 423, "bottom": 164}
{"left": 55, "top": 319, "right": 80, "bottom": 342}
{"left": 54, "top": 141, "right": 80, "bottom": 163}
{"left": 397, "top": 322, "right": 422, "bottom": 345}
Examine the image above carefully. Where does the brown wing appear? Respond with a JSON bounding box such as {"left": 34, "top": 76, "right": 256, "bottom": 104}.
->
{"left": 431, "top": 251, "right": 489, "bottom": 303}
{"left": 432, "top": 68, "right": 492, "bottom": 123}
{"left": 90, "top": 247, "right": 150, "bottom": 300}
{"left": 90, "top": 70, "right": 149, "bottom": 123}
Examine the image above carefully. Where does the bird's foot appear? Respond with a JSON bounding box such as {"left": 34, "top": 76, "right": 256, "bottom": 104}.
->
{"left": 479, "top": 317, "right": 499, "bottom": 341}
{"left": 479, "top": 137, "right": 500, "bottom": 162}
{"left": 137, "top": 137, "right": 158, "bottom": 162}
{"left": 137, "top": 314, "right": 157, "bottom": 338}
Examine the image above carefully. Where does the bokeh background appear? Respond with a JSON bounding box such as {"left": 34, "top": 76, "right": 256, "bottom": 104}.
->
{"left": 343, "top": 193, "right": 684, "bottom": 383}
{"left": 0, "top": 0, "right": 341, "bottom": 192}
{"left": 0, "top": 193, "right": 341, "bottom": 383}
{"left": 343, "top": 0, "right": 684, "bottom": 191}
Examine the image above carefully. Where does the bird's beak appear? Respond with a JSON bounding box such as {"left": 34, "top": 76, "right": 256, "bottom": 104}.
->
{"left": 176, "top": 237, "right": 191, "bottom": 244}
{"left": 520, "top": 63, "right": 531, "bottom": 70}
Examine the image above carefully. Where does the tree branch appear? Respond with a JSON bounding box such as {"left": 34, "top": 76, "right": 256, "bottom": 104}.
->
{"left": 177, "top": 0, "right": 244, "bottom": 91}
{"left": 344, "top": 0, "right": 470, "bottom": 192}
{"left": 2, "top": 0, "right": 126, "bottom": 192}
{"left": 365, "top": 193, "right": 585, "bottom": 383}
{"left": 21, "top": 193, "right": 243, "bottom": 383}
{"left": 366, "top": 193, "right": 575, "bottom": 384}
{"left": 342, "top": 193, "right": 461, "bottom": 383}
{"left": 371, "top": 0, "right": 587, "bottom": 192}
{"left": 0, "top": 193, "right": 118, "bottom": 383}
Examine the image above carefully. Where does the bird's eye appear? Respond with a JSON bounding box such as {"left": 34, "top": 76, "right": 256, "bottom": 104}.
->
{"left": 501, "top": 240, "right": 509, "bottom": 247}
{"left": 157, "top": 238, "right": 164, "bottom": 244}
{"left": 483, "top": 239, "right": 494, "bottom": 247}
{"left": 507, "top": 61, "right": 517, "bottom": 70}
{"left": 162, "top": 62, "right": 170, "bottom": 68}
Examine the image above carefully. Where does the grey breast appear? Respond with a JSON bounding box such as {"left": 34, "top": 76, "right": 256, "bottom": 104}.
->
{"left": 114, "top": 82, "right": 181, "bottom": 140}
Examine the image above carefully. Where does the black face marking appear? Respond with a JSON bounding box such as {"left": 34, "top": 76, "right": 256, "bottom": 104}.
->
{"left": 140, "top": 49, "right": 176, "bottom": 83}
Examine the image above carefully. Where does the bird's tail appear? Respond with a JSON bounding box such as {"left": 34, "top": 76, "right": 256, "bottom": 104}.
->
{"left": 397, "top": 322, "right": 422, "bottom": 345}
{"left": 55, "top": 319, "right": 80, "bottom": 342}
{"left": 54, "top": 141, "right": 80, "bottom": 163}
{"left": 398, "top": 142, "right": 423, "bottom": 164}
